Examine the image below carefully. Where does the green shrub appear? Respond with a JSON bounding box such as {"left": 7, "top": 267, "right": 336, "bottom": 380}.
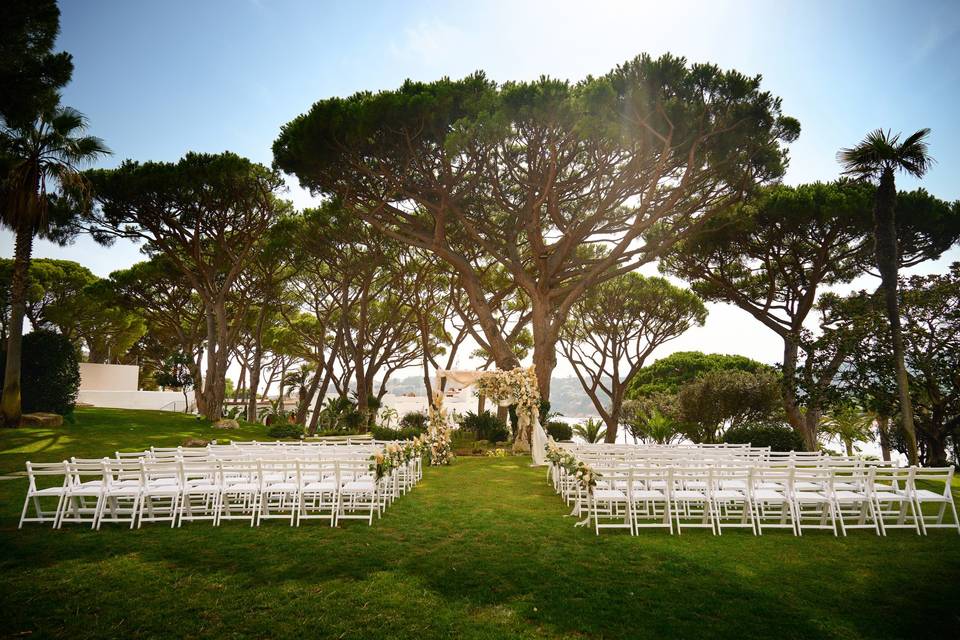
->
{"left": 313, "top": 429, "right": 360, "bottom": 437}
{"left": 371, "top": 425, "right": 424, "bottom": 441}
{"left": 266, "top": 423, "right": 305, "bottom": 439}
{"left": 399, "top": 411, "right": 428, "bottom": 432}
{"left": 0, "top": 330, "right": 80, "bottom": 416}
{"left": 459, "top": 410, "right": 510, "bottom": 443}
{"left": 723, "top": 422, "right": 804, "bottom": 452}
{"left": 545, "top": 420, "right": 573, "bottom": 441}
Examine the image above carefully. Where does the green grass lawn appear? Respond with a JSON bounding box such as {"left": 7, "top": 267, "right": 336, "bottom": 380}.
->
{"left": 1, "top": 408, "right": 959, "bottom": 639}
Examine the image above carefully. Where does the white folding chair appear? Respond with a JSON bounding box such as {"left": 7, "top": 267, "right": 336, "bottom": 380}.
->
{"left": 19, "top": 461, "right": 68, "bottom": 528}
{"left": 97, "top": 460, "right": 143, "bottom": 529}
{"left": 629, "top": 466, "right": 672, "bottom": 535}
{"left": 337, "top": 460, "right": 378, "bottom": 526}
{"left": 753, "top": 466, "right": 797, "bottom": 535}
{"left": 832, "top": 467, "right": 880, "bottom": 535}
{"left": 298, "top": 460, "right": 339, "bottom": 526}
{"left": 871, "top": 466, "right": 922, "bottom": 535}
{"left": 258, "top": 459, "right": 299, "bottom": 526}
{"left": 589, "top": 467, "right": 632, "bottom": 535}
{"left": 671, "top": 467, "right": 715, "bottom": 535}
{"left": 712, "top": 466, "right": 756, "bottom": 535}
{"left": 217, "top": 460, "right": 260, "bottom": 526}
{"left": 138, "top": 461, "right": 181, "bottom": 527}
{"left": 911, "top": 467, "right": 959, "bottom": 535}
{"left": 793, "top": 468, "right": 838, "bottom": 536}
{"left": 58, "top": 461, "right": 107, "bottom": 529}
{"left": 179, "top": 460, "right": 222, "bottom": 526}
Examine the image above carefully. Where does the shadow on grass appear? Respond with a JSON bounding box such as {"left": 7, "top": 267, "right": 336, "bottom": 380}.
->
{"left": 3, "top": 458, "right": 959, "bottom": 639}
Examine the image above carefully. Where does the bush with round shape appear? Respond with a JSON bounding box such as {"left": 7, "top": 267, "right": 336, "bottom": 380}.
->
{"left": 459, "top": 410, "right": 510, "bottom": 443}
{"left": 399, "top": 411, "right": 428, "bottom": 433}
{"left": 723, "top": 422, "right": 804, "bottom": 452}
{"left": 0, "top": 329, "right": 80, "bottom": 417}
{"left": 371, "top": 425, "right": 424, "bottom": 441}
{"left": 545, "top": 420, "right": 573, "bottom": 441}
{"left": 266, "top": 423, "right": 305, "bottom": 439}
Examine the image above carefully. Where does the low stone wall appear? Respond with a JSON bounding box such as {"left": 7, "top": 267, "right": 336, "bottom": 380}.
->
{"left": 77, "top": 390, "right": 193, "bottom": 412}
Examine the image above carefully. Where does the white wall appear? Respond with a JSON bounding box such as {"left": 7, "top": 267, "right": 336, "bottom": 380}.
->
{"left": 78, "top": 390, "right": 191, "bottom": 412}
{"left": 79, "top": 363, "right": 140, "bottom": 392}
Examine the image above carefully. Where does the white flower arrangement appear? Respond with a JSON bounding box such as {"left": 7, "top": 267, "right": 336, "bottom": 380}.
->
{"left": 475, "top": 367, "right": 541, "bottom": 443}
{"left": 426, "top": 390, "right": 454, "bottom": 466}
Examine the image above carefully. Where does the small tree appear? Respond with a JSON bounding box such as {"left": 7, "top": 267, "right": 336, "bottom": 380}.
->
{"left": 154, "top": 352, "right": 194, "bottom": 413}
{"left": 623, "top": 405, "right": 682, "bottom": 445}
{"left": 675, "top": 368, "right": 783, "bottom": 443}
{"left": 819, "top": 407, "right": 875, "bottom": 456}
{"left": 559, "top": 273, "right": 706, "bottom": 443}
{"left": 573, "top": 418, "right": 607, "bottom": 444}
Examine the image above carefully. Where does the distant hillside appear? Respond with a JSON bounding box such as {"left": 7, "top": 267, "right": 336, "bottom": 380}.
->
{"left": 386, "top": 374, "right": 598, "bottom": 418}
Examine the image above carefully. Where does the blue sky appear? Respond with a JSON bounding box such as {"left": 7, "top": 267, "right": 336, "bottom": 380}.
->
{"left": 3, "top": 0, "right": 960, "bottom": 369}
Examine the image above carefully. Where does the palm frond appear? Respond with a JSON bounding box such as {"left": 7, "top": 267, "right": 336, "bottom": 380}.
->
{"left": 895, "top": 128, "right": 934, "bottom": 178}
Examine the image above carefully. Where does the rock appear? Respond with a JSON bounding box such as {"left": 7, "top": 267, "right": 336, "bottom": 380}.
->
{"left": 181, "top": 437, "right": 209, "bottom": 448}
{"left": 21, "top": 412, "right": 64, "bottom": 427}
{"left": 212, "top": 418, "right": 240, "bottom": 430}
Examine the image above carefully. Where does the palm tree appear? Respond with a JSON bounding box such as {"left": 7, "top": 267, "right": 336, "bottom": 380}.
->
{"left": 819, "top": 407, "right": 875, "bottom": 456}
{"left": 837, "top": 128, "right": 934, "bottom": 465}
{"left": 0, "top": 105, "right": 108, "bottom": 426}
{"left": 573, "top": 418, "right": 607, "bottom": 444}
{"left": 635, "top": 409, "right": 682, "bottom": 445}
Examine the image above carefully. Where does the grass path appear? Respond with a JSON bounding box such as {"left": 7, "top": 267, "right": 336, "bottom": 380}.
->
{"left": 1, "top": 410, "right": 959, "bottom": 638}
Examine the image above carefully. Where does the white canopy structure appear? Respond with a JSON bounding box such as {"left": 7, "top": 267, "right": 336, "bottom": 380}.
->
{"left": 434, "top": 369, "right": 548, "bottom": 465}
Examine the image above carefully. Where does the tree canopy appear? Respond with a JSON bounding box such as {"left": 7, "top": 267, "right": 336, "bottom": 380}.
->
{"left": 274, "top": 53, "right": 799, "bottom": 449}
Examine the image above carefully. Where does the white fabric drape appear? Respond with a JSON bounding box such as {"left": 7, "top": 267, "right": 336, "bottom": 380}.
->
{"left": 531, "top": 416, "right": 547, "bottom": 465}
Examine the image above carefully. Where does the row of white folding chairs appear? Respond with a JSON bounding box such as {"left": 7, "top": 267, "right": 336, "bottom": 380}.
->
{"left": 18, "top": 456, "right": 418, "bottom": 530}
{"left": 554, "top": 463, "right": 958, "bottom": 536}
{"left": 115, "top": 444, "right": 421, "bottom": 480}
{"left": 550, "top": 456, "right": 900, "bottom": 512}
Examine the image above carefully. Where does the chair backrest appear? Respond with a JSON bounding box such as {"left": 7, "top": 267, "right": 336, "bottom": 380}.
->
{"left": 219, "top": 459, "right": 260, "bottom": 483}
{"left": 115, "top": 450, "right": 149, "bottom": 461}
{"left": 65, "top": 460, "right": 106, "bottom": 487}
{"left": 670, "top": 466, "right": 712, "bottom": 491}
{"left": 910, "top": 466, "right": 954, "bottom": 498}
{"left": 871, "top": 466, "right": 912, "bottom": 492}
{"left": 141, "top": 461, "right": 181, "bottom": 486}
{"left": 754, "top": 465, "right": 794, "bottom": 492}
{"left": 24, "top": 461, "right": 68, "bottom": 492}
{"left": 103, "top": 459, "right": 142, "bottom": 487}
{"left": 257, "top": 459, "right": 297, "bottom": 486}
{"left": 180, "top": 460, "right": 222, "bottom": 486}
{"left": 792, "top": 467, "right": 834, "bottom": 493}
{"left": 337, "top": 460, "right": 372, "bottom": 482}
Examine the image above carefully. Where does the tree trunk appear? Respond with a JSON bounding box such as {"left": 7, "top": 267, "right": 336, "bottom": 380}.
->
{"left": 779, "top": 335, "right": 818, "bottom": 450}
{"left": 530, "top": 301, "right": 558, "bottom": 401}
{"left": 190, "top": 350, "right": 206, "bottom": 417}
{"left": 924, "top": 430, "right": 949, "bottom": 467}
{"left": 296, "top": 368, "right": 322, "bottom": 426}
{"left": 515, "top": 299, "right": 561, "bottom": 453}
{"left": 1, "top": 224, "right": 34, "bottom": 427}
{"left": 873, "top": 167, "right": 918, "bottom": 465}
{"left": 307, "top": 365, "right": 333, "bottom": 436}
{"left": 877, "top": 415, "right": 892, "bottom": 462}
{"left": 247, "top": 309, "right": 267, "bottom": 423}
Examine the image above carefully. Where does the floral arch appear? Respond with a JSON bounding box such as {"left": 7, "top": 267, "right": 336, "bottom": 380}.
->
{"left": 433, "top": 367, "right": 548, "bottom": 465}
